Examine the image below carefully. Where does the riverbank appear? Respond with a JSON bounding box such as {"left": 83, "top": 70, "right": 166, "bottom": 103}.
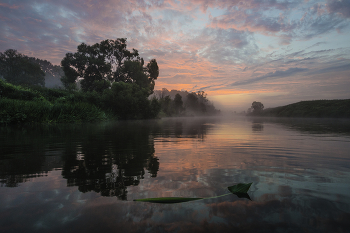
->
{"left": 248, "top": 99, "right": 350, "bottom": 118}
{"left": 0, "top": 80, "right": 111, "bottom": 124}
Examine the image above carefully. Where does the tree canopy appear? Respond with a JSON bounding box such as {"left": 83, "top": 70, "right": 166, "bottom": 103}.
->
{"left": 61, "top": 38, "right": 158, "bottom": 94}
{"left": 251, "top": 101, "right": 264, "bottom": 112}
{"left": 0, "top": 49, "right": 45, "bottom": 87}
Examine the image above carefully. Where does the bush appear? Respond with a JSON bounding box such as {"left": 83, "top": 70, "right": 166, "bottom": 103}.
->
{"left": 0, "top": 79, "right": 39, "bottom": 100}
{"left": 0, "top": 98, "right": 106, "bottom": 124}
{"left": 0, "top": 79, "right": 161, "bottom": 124}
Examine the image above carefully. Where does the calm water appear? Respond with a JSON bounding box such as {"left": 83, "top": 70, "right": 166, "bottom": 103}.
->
{"left": 1, "top": 116, "right": 350, "bottom": 233}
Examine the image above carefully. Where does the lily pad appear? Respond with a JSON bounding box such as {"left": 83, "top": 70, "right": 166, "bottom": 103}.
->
{"left": 227, "top": 183, "right": 252, "bottom": 194}
{"left": 134, "top": 197, "right": 203, "bottom": 203}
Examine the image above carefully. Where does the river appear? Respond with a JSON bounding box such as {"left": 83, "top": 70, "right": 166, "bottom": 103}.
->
{"left": 1, "top": 116, "right": 350, "bottom": 232}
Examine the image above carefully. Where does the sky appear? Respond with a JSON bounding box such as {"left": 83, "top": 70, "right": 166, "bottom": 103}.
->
{"left": 1, "top": 0, "right": 350, "bottom": 111}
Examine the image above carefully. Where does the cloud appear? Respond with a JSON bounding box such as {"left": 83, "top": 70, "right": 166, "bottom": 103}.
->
{"left": 327, "top": 0, "right": 350, "bottom": 18}
{"left": 308, "top": 62, "right": 350, "bottom": 75}
{"left": 208, "top": 10, "right": 297, "bottom": 35}
{"left": 206, "top": 0, "right": 350, "bottom": 45}
{"left": 0, "top": 0, "right": 349, "bottom": 109}
{"left": 194, "top": 28, "right": 258, "bottom": 65}
{"left": 230, "top": 67, "right": 309, "bottom": 86}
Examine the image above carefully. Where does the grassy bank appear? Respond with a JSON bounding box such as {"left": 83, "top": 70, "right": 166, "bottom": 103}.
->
{"left": 0, "top": 80, "right": 110, "bottom": 124}
{"left": 248, "top": 99, "right": 350, "bottom": 118}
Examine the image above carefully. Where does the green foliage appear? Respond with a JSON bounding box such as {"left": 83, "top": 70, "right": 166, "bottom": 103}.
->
{"left": 61, "top": 38, "right": 158, "bottom": 94}
{"left": 228, "top": 183, "right": 253, "bottom": 194}
{"left": 102, "top": 82, "right": 159, "bottom": 119}
{"left": 0, "top": 79, "right": 40, "bottom": 100}
{"left": 0, "top": 79, "right": 106, "bottom": 124}
{"left": 134, "top": 197, "right": 203, "bottom": 204}
{"left": 134, "top": 182, "right": 253, "bottom": 204}
{"left": 0, "top": 49, "right": 45, "bottom": 87}
{"left": 1, "top": 39, "right": 163, "bottom": 123}
{"left": 0, "top": 98, "right": 105, "bottom": 124}
{"left": 249, "top": 100, "right": 350, "bottom": 118}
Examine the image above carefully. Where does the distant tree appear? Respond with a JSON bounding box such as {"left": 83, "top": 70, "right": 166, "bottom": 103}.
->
{"left": 174, "top": 93, "right": 183, "bottom": 114}
{"left": 186, "top": 92, "right": 199, "bottom": 111}
{"left": 197, "top": 91, "right": 208, "bottom": 113}
{"left": 28, "top": 57, "right": 64, "bottom": 87}
{"left": 61, "top": 38, "right": 158, "bottom": 93}
{"left": 153, "top": 89, "right": 219, "bottom": 116}
{"left": 0, "top": 49, "right": 45, "bottom": 86}
{"left": 251, "top": 101, "right": 264, "bottom": 112}
{"left": 159, "top": 95, "right": 172, "bottom": 116}
{"left": 28, "top": 57, "right": 63, "bottom": 78}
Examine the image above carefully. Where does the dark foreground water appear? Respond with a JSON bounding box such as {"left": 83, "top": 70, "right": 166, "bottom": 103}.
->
{"left": 1, "top": 116, "right": 350, "bottom": 233}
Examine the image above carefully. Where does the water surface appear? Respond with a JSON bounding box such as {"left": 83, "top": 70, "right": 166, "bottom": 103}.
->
{"left": 1, "top": 116, "right": 350, "bottom": 232}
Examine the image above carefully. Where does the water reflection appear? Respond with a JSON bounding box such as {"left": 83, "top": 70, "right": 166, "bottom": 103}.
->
{"left": 0, "top": 123, "right": 161, "bottom": 199}
{"left": 0, "top": 117, "right": 219, "bottom": 198}
{"left": 248, "top": 116, "right": 350, "bottom": 136}
{"left": 1, "top": 116, "right": 350, "bottom": 232}
{"left": 0, "top": 125, "right": 63, "bottom": 187}
{"left": 61, "top": 123, "right": 160, "bottom": 199}
{"left": 252, "top": 119, "right": 264, "bottom": 132}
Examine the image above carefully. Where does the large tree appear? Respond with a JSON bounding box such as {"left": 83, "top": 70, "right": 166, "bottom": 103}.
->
{"left": 251, "top": 101, "right": 264, "bottom": 112}
{"left": 0, "top": 49, "right": 45, "bottom": 87}
{"left": 61, "top": 38, "right": 158, "bottom": 93}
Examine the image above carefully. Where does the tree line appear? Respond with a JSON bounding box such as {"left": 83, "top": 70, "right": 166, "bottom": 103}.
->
{"left": 0, "top": 38, "right": 220, "bottom": 123}
{"left": 154, "top": 89, "right": 220, "bottom": 116}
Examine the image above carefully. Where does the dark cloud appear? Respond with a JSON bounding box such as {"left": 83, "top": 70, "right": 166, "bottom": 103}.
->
{"left": 0, "top": 0, "right": 148, "bottom": 64}
{"left": 327, "top": 0, "right": 350, "bottom": 18}
{"left": 307, "top": 63, "right": 350, "bottom": 75}
{"left": 231, "top": 67, "right": 309, "bottom": 86}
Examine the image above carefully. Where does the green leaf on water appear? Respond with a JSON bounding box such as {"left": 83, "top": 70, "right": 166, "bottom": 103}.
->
{"left": 234, "top": 193, "right": 252, "bottom": 201}
{"left": 227, "top": 183, "right": 252, "bottom": 194}
{"left": 133, "top": 197, "right": 203, "bottom": 204}
{"left": 134, "top": 182, "right": 253, "bottom": 204}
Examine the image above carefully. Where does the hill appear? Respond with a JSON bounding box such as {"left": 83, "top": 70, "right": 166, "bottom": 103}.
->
{"left": 248, "top": 99, "right": 350, "bottom": 118}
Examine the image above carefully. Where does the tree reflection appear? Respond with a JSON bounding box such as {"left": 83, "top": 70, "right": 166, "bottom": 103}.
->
{"left": 249, "top": 117, "right": 350, "bottom": 135}
{"left": 252, "top": 119, "right": 264, "bottom": 132}
{"left": 0, "top": 125, "right": 59, "bottom": 187}
{"left": 61, "top": 122, "right": 159, "bottom": 200}
{"left": 0, "top": 118, "right": 217, "bottom": 198}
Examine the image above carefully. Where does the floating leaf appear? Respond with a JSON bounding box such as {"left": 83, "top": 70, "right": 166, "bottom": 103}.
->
{"left": 234, "top": 193, "right": 252, "bottom": 200}
{"left": 134, "top": 197, "right": 203, "bottom": 204}
{"left": 134, "top": 183, "right": 253, "bottom": 204}
{"left": 227, "top": 183, "right": 252, "bottom": 194}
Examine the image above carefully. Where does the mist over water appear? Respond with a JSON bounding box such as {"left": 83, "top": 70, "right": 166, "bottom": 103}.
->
{"left": 1, "top": 116, "right": 350, "bottom": 232}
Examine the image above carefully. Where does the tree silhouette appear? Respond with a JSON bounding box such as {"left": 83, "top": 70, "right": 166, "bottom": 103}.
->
{"left": 61, "top": 122, "right": 159, "bottom": 200}
{"left": 0, "top": 49, "right": 45, "bottom": 87}
{"left": 61, "top": 38, "right": 158, "bottom": 93}
{"left": 251, "top": 101, "right": 264, "bottom": 113}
